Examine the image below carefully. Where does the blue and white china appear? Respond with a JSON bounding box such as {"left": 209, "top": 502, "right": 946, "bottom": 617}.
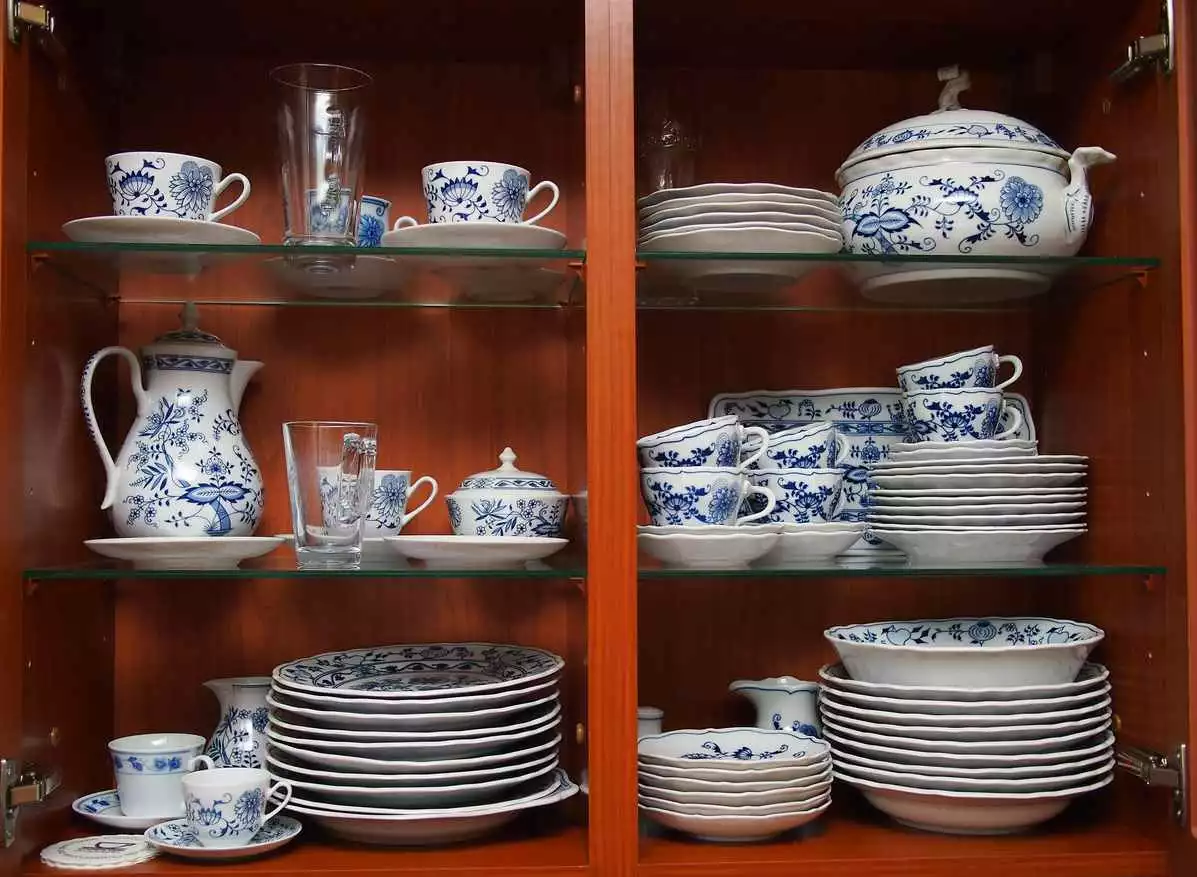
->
{"left": 72, "top": 790, "right": 172, "bottom": 830}
{"left": 271, "top": 674, "right": 560, "bottom": 715}
{"left": 356, "top": 195, "right": 390, "bottom": 247}
{"left": 269, "top": 700, "right": 561, "bottom": 744}
{"left": 637, "top": 530, "right": 778, "bottom": 569}
{"left": 836, "top": 70, "right": 1114, "bottom": 260}
{"left": 40, "top": 836, "right": 158, "bottom": 870}
{"left": 640, "top": 466, "right": 776, "bottom": 527}
{"left": 273, "top": 642, "right": 565, "bottom": 698}
{"left": 306, "top": 186, "right": 353, "bottom": 236}
{"left": 283, "top": 768, "right": 578, "bottom": 846}
{"left": 394, "top": 161, "right": 560, "bottom": 227}
{"left": 321, "top": 469, "right": 438, "bottom": 537}
{"left": 729, "top": 677, "right": 821, "bottom": 737}
{"left": 639, "top": 192, "right": 840, "bottom": 224}
{"left": 817, "top": 662, "right": 1110, "bottom": 703}
{"left": 902, "top": 387, "right": 1023, "bottom": 443}
{"left": 106, "top": 151, "right": 251, "bottom": 222}
{"left": 640, "top": 786, "right": 830, "bottom": 815}
{"left": 268, "top": 730, "right": 563, "bottom": 774}
{"left": 638, "top": 182, "right": 836, "bottom": 211}
{"left": 638, "top": 728, "right": 830, "bottom": 770}
{"left": 825, "top": 616, "right": 1104, "bottom": 688}
{"left": 638, "top": 415, "right": 770, "bottom": 469}
{"left": 108, "top": 733, "right": 213, "bottom": 818}
{"left": 748, "top": 467, "right": 844, "bottom": 525}
{"left": 204, "top": 678, "right": 270, "bottom": 769}
{"left": 181, "top": 767, "right": 292, "bottom": 849}
{"left": 638, "top": 797, "right": 831, "bottom": 843}
{"left": 446, "top": 448, "right": 568, "bottom": 537}
{"left": 385, "top": 535, "right": 568, "bottom": 569}
{"left": 83, "top": 536, "right": 283, "bottom": 570}
{"left": 62, "top": 216, "right": 262, "bottom": 247}
{"left": 81, "top": 304, "right": 264, "bottom": 538}
{"left": 145, "top": 815, "right": 302, "bottom": 860}
{"left": 866, "top": 526, "right": 1085, "bottom": 567}
{"left": 897, "top": 346, "right": 1023, "bottom": 393}
{"left": 758, "top": 522, "right": 866, "bottom": 566}
{"left": 742, "top": 422, "right": 838, "bottom": 470}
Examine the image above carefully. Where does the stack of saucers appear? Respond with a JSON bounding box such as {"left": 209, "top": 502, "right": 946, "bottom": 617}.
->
{"left": 637, "top": 183, "right": 842, "bottom": 291}
{"left": 821, "top": 617, "right": 1113, "bottom": 835}
{"left": 265, "top": 643, "right": 578, "bottom": 846}
{"left": 638, "top": 729, "right": 833, "bottom": 842}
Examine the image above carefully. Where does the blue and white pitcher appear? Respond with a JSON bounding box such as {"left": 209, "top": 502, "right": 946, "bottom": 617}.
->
{"left": 82, "top": 304, "right": 264, "bottom": 538}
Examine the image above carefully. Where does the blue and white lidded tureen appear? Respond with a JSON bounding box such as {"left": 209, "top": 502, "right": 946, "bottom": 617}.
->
{"left": 837, "top": 67, "right": 1115, "bottom": 258}
{"left": 446, "top": 447, "right": 569, "bottom": 537}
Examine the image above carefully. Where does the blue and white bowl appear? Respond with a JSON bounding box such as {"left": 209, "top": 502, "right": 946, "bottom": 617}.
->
{"left": 748, "top": 467, "right": 844, "bottom": 525}
{"left": 640, "top": 466, "right": 775, "bottom": 527}
{"left": 902, "top": 387, "right": 1023, "bottom": 443}
{"left": 638, "top": 415, "right": 770, "bottom": 469}
{"left": 446, "top": 447, "right": 568, "bottom": 538}
{"left": 825, "top": 617, "right": 1104, "bottom": 688}
{"left": 743, "top": 422, "right": 838, "bottom": 470}
{"left": 638, "top": 728, "right": 830, "bottom": 771}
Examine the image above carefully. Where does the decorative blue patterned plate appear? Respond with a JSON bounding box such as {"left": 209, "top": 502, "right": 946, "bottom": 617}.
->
{"left": 144, "top": 816, "right": 301, "bottom": 860}
{"left": 639, "top": 728, "right": 830, "bottom": 771}
{"left": 72, "top": 790, "right": 172, "bottom": 831}
{"left": 273, "top": 643, "right": 564, "bottom": 699}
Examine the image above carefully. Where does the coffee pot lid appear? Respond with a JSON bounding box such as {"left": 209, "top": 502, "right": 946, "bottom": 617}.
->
{"left": 456, "top": 447, "right": 560, "bottom": 492}
{"left": 145, "top": 302, "right": 235, "bottom": 356}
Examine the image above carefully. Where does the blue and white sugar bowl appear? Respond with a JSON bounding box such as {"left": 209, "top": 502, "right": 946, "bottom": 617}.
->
{"left": 446, "top": 447, "right": 569, "bottom": 538}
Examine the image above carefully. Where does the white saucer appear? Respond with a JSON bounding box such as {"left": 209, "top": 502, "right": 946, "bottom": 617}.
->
{"left": 63, "top": 216, "right": 261, "bottom": 246}
{"left": 381, "top": 223, "right": 567, "bottom": 250}
{"left": 72, "top": 790, "right": 172, "bottom": 830}
{"left": 850, "top": 266, "right": 1053, "bottom": 305}
{"left": 759, "top": 524, "right": 866, "bottom": 565}
{"left": 41, "top": 835, "right": 158, "bottom": 870}
{"left": 385, "top": 535, "right": 568, "bottom": 569}
{"left": 265, "top": 253, "right": 409, "bottom": 299}
{"left": 85, "top": 536, "right": 284, "bottom": 570}
{"left": 638, "top": 530, "right": 778, "bottom": 568}
{"left": 144, "top": 816, "right": 301, "bottom": 860}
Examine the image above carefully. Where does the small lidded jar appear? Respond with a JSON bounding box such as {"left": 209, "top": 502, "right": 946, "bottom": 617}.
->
{"left": 446, "top": 447, "right": 569, "bottom": 537}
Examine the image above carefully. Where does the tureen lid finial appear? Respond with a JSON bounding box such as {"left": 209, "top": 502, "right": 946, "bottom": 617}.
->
{"left": 149, "top": 301, "right": 228, "bottom": 349}
{"left": 498, "top": 447, "right": 518, "bottom": 470}
{"left": 935, "top": 65, "right": 970, "bottom": 113}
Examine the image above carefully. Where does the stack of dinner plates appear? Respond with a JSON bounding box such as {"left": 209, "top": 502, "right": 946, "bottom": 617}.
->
{"left": 821, "top": 617, "right": 1114, "bottom": 835}
{"left": 266, "top": 643, "right": 577, "bottom": 845}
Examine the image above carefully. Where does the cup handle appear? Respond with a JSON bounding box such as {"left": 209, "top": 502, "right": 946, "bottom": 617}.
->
{"left": 400, "top": 476, "right": 439, "bottom": 527}
{"left": 995, "top": 354, "right": 1024, "bottom": 390}
{"left": 739, "top": 427, "right": 771, "bottom": 468}
{"left": 392, "top": 215, "right": 420, "bottom": 230}
{"left": 187, "top": 755, "right": 214, "bottom": 772}
{"left": 261, "top": 780, "right": 293, "bottom": 823}
{"left": 521, "top": 181, "right": 560, "bottom": 226}
{"left": 208, "top": 173, "right": 251, "bottom": 223}
{"left": 993, "top": 403, "right": 1024, "bottom": 440}
{"left": 736, "top": 486, "right": 776, "bottom": 525}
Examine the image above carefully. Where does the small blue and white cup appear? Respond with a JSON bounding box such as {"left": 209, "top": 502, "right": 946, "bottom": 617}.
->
{"left": 743, "top": 423, "right": 839, "bottom": 470}
{"left": 749, "top": 467, "right": 844, "bottom": 524}
{"left": 638, "top": 415, "right": 770, "bottom": 469}
{"left": 897, "top": 345, "right": 1024, "bottom": 393}
{"left": 393, "top": 160, "right": 560, "bottom": 228}
{"left": 182, "top": 767, "right": 292, "bottom": 849}
{"left": 902, "top": 387, "right": 1024, "bottom": 443}
{"left": 356, "top": 195, "right": 390, "bottom": 247}
{"left": 105, "top": 152, "right": 250, "bottom": 222}
{"left": 109, "top": 733, "right": 213, "bottom": 818}
{"left": 640, "top": 466, "right": 776, "bottom": 527}
{"left": 364, "top": 470, "right": 438, "bottom": 536}
{"left": 305, "top": 186, "right": 353, "bottom": 239}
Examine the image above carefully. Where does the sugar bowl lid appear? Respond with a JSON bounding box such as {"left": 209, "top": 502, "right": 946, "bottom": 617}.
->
{"left": 836, "top": 67, "right": 1069, "bottom": 182}
{"left": 456, "top": 447, "right": 561, "bottom": 493}
{"left": 143, "top": 302, "right": 235, "bottom": 357}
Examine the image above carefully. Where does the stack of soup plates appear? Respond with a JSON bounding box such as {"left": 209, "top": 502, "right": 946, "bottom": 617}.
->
{"left": 868, "top": 345, "right": 1087, "bottom": 564}
{"left": 264, "top": 643, "right": 578, "bottom": 846}
{"left": 638, "top": 728, "right": 833, "bottom": 842}
{"left": 821, "top": 616, "right": 1113, "bottom": 835}
{"left": 637, "top": 183, "right": 842, "bottom": 292}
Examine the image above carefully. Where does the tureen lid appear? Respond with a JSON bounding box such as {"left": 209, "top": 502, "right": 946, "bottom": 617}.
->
{"left": 455, "top": 447, "right": 560, "bottom": 493}
{"left": 144, "top": 302, "right": 235, "bottom": 357}
{"left": 836, "top": 68, "right": 1069, "bottom": 181}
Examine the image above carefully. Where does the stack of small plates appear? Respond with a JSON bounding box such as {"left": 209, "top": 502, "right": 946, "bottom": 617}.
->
{"left": 265, "top": 643, "right": 578, "bottom": 845}
{"left": 637, "top": 183, "right": 843, "bottom": 291}
{"left": 867, "top": 441, "right": 1087, "bottom": 564}
{"left": 637, "top": 729, "right": 832, "bottom": 842}
{"left": 822, "top": 616, "right": 1113, "bottom": 835}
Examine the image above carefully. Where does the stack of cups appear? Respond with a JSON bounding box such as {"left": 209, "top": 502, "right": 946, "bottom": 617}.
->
{"left": 896, "top": 346, "right": 1024, "bottom": 444}
{"left": 740, "top": 422, "right": 845, "bottom": 525}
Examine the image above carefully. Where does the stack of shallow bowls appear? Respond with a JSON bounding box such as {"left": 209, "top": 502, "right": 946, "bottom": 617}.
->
{"left": 821, "top": 617, "right": 1113, "bottom": 835}
{"left": 265, "top": 643, "right": 578, "bottom": 846}
{"left": 638, "top": 728, "right": 832, "bottom": 842}
{"left": 637, "top": 183, "right": 842, "bottom": 292}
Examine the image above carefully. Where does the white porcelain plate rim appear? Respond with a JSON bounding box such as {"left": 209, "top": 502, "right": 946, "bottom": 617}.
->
{"left": 638, "top": 226, "right": 843, "bottom": 253}
{"left": 819, "top": 662, "right": 1109, "bottom": 699}
{"left": 267, "top": 731, "right": 562, "bottom": 772}
{"left": 832, "top": 755, "right": 1115, "bottom": 789}
{"left": 275, "top": 758, "right": 559, "bottom": 798}
{"left": 872, "top": 455, "right": 1086, "bottom": 470}
{"left": 267, "top": 701, "right": 562, "bottom": 741}
{"left": 142, "top": 816, "right": 302, "bottom": 857}
{"left": 822, "top": 716, "right": 1112, "bottom": 752}
{"left": 266, "top": 745, "right": 558, "bottom": 785}
{"left": 62, "top": 216, "right": 262, "bottom": 246}
{"left": 832, "top": 769, "right": 1114, "bottom": 801}
{"left": 266, "top": 713, "right": 561, "bottom": 752}
{"left": 271, "top": 674, "right": 559, "bottom": 711}
{"left": 265, "top": 689, "right": 560, "bottom": 728}
{"left": 868, "top": 513, "right": 1086, "bottom": 525}
{"left": 831, "top": 745, "right": 1115, "bottom": 778}
{"left": 71, "top": 790, "right": 170, "bottom": 830}
{"left": 819, "top": 682, "right": 1113, "bottom": 714}
{"left": 637, "top": 182, "right": 837, "bottom": 209}
{"left": 379, "top": 223, "right": 567, "bottom": 250}
{"left": 639, "top": 194, "right": 840, "bottom": 222}
{"left": 819, "top": 692, "right": 1113, "bottom": 725}
{"left": 824, "top": 729, "right": 1116, "bottom": 765}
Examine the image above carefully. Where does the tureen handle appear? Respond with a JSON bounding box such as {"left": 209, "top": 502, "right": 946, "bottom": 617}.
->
{"left": 935, "top": 65, "right": 970, "bottom": 112}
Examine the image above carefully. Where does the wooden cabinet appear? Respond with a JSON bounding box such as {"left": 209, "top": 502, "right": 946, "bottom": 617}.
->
{"left": 2, "top": 0, "right": 1197, "bottom": 874}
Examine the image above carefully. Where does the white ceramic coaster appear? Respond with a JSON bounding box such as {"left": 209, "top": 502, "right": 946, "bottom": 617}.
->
{"left": 41, "top": 835, "right": 157, "bottom": 869}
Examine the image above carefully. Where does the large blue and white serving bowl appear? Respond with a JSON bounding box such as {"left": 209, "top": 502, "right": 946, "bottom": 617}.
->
{"left": 638, "top": 728, "right": 830, "bottom": 772}
{"left": 824, "top": 617, "right": 1103, "bottom": 688}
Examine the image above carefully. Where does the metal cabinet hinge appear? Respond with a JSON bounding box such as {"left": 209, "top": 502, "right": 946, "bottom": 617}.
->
{"left": 7, "top": 0, "right": 52, "bottom": 44}
{"left": 1117, "top": 743, "right": 1187, "bottom": 825}
{"left": 2, "top": 759, "right": 60, "bottom": 847}
{"left": 1111, "top": 0, "right": 1174, "bottom": 82}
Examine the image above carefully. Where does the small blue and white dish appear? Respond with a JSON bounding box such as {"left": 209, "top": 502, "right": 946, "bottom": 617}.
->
{"left": 638, "top": 728, "right": 830, "bottom": 771}
{"left": 72, "top": 790, "right": 171, "bottom": 831}
{"left": 144, "top": 815, "right": 301, "bottom": 860}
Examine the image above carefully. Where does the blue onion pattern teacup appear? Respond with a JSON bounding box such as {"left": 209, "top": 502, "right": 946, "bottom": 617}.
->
{"left": 356, "top": 195, "right": 390, "bottom": 247}
{"left": 106, "top": 152, "right": 251, "bottom": 222}
{"left": 897, "top": 345, "right": 1024, "bottom": 393}
{"left": 743, "top": 422, "right": 840, "bottom": 470}
{"left": 393, "top": 160, "right": 560, "bottom": 227}
{"left": 182, "top": 767, "right": 292, "bottom": 849}
{"left": 109, "top": 733, "right": 213, "bottom": 818}
{"left": 640, "top": 466, "right": 776, "bottom": 526}
{"left": 902, "top": 387, "right": 1024, "bottom": 443}
{"left": 638, "top": 416, "right": 770, "bottom": 469}
{"left": 320, "top": 468, "right": 438, "bottom": 537}
{"left": 749, "top": 468, "right": 844, "bottom": 524}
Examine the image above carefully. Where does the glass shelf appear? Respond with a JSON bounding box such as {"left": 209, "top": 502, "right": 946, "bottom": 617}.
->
{"left": 636, "top": 253, "right": 1158, "bottom": 312}
{"left": 28, "top": 241, "right": 586, "bottom": 308}
{"left": 639, "top": 559, "right": 1165, "bottom": 578}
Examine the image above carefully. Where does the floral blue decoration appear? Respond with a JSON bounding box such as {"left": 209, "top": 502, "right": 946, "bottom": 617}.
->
{"left": 206, "top": 706, "right": 269, "bottom": 768}
{"left": 680, "top": 741, "right": 795, "bottom": 761}
{"left": 830, "top": 617, "right": 1099, "bottom": 647}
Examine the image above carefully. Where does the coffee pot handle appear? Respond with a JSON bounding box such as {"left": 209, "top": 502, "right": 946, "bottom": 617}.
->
{"left": 81, "top": 346, "right": 149, "bottom": 510}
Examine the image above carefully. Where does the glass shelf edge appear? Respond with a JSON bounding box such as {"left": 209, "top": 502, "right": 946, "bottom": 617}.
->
{"left": 638, "top": 562, "right": 1165, "bottom": 579}
{"left": 29, "top": 241, "right": 587, "bottom": 260}
{"left": 22, "top": 564, "right": 588, "bottom": 581}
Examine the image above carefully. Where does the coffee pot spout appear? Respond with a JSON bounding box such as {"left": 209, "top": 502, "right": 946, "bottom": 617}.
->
{"left": 230, "top": 360, "right": 263, "bottom": 414}
{"left": 1063, "top": 146, "right": 1116, "bottom": 251}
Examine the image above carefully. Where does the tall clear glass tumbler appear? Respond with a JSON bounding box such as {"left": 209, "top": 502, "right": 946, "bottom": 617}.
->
{"left": 271, "top": 64, "right": 372, "bottom": 246}
{"left": 282, "top": 421, "right": 377, "bottom": 569}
